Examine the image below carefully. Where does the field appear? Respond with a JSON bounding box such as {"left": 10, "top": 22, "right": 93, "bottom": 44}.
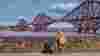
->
{"left": 64, "top": 39, "right": 96, "bottom": 48}
{"left": 0, "top": 38, "right": 97, "bottom": 52}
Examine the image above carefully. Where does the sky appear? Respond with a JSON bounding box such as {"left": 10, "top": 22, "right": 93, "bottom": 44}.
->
{"left": 96, "top": 26, "right": 100, "bottom": 34}
{"left": 0, "top": 0, "right": 80, "bottom": 16}
{"left": 0, "top": 0, "right": 97, "bottom": 35}
{"left": 0, "top": 16, "right": 16, "bottom": 26}
{"left": 0, "top": 16, "right": 32, "bottom": 26}
{"left": 0, "top": 0, "right": 32, "bottom": 16}
{"left": 32, "top": 0, "right": 80, "bottom": 16}
{"left": 0, "top": 0, "right": 80, "bottom": 26}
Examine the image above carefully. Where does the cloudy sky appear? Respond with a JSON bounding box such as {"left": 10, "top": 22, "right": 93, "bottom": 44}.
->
{"left": 32, "top": 0, "right": 80, "bottom": 16}
{"left": 0, "top": 0, "right": 32, "bottom": 16}
{"left": 0, "top": 16, "right": 16, "bottom": 26}
{"left": 0, "top": 0, "right": 80, "bottom": 16}
{"left": 0, "top": 0, "right": 80, "bottom": 26}
{"left": 0, "top": 16, "right": 32, "bottom": 26}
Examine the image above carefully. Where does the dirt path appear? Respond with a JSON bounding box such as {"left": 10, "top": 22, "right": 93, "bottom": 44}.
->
{"left": 0, "top": 52, "right": 99, "bottom": 56}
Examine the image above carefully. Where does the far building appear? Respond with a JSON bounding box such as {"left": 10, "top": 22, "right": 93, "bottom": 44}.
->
{"left": 16, "top": 17, "right": 32, "bottom": 31}
{"left": 79, "top": 16, "right": 96, "bottom": 33}
{"left": 32, "top": 12, "right": 49, "bottom": 32}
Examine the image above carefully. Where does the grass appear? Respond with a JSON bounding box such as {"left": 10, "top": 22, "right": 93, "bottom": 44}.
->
{"left": 64, "top": 40, "right": 96, "bottom": 48}
{"left": 0, "top": 40, "right": 97, "bottom": 49}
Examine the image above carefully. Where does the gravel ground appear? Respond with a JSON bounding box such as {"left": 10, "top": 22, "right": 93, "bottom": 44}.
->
{"left": 0, "top": 48, "right": 100, "bottom": 56}
{"left": 0, "top": 52, "right": 99, "bottom": 56}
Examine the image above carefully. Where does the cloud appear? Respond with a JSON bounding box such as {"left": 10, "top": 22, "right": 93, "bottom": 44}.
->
{"left": 64, "top": 3, "right": 78, "bottom": 10}
{"left": 48, "top": 3, "right": 65, "bottom": 13}
{"left": 16, "top": 16, "right": 32, "bottom": 24}
{"left": 50, "top": 3, "right": 64, "bottom": 9}
{"left": 49, "top": 3, "right": 79, "bottom": 13}
{"left": 96, "top": 29, "right": 100, "bottom": 33}
{"left": 47, "top": 12, "right": 64, "bottom": 16}
{"left": 48, "top": 22, "right": 74, "bottom": 28}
